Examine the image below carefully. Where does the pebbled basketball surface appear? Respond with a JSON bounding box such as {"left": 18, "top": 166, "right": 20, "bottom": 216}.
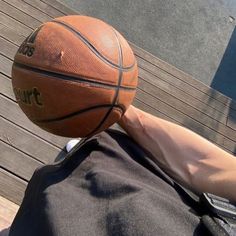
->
{"left": 12, "top": 15, "right": 138, "bottom": 137}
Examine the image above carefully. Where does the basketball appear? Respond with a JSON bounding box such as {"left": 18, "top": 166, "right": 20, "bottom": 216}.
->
{"left": 11, "top": 15, "right": 138, "bottom": 138}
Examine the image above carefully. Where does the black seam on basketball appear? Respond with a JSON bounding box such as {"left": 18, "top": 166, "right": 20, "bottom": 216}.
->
{"left": 51, "top": 20, "right": 135, "bottom": 71}
{"left": 13, "top": 62, "right": 137, "bottom": 91}
{"left": 33, "top": 104, "right": 124, "bottom": 123}
{"left": 85, "top": 29, "right": 124, "bottom": 138}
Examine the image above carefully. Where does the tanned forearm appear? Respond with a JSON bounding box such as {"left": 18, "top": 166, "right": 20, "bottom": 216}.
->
{"left": 118, "top": 106, "right": 236, "bottom": 201}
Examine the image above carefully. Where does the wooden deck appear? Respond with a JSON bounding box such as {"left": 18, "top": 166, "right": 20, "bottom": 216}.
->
{"left": 0, "top": 0, "right": 236, "bottom": 227}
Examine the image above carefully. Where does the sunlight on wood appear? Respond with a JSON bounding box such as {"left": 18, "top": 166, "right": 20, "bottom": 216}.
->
{"left": 0, "top": 196, "right": 19, "bottom": 231}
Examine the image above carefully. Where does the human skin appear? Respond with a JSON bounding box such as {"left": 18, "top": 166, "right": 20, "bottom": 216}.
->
{"left": 118, "top": 106, "right": 236, "bottom": 201}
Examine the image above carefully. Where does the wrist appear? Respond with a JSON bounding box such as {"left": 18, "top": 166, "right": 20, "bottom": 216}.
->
{"left": 118, "top": 105, "right": 143, "bottom": 132}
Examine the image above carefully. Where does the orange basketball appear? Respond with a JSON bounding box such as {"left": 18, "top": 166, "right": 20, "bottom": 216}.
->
{"left": 11, "top": 15, "right": 138, "bottom": 138}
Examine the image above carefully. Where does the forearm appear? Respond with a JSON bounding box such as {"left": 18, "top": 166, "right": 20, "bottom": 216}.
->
{"left": 119, "top": 106, "right": 236, "bottom": 201}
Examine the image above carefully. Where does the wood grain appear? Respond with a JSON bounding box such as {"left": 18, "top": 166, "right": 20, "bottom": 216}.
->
{"left": 0, "top": 11, "right": 31, "bottom": 36}
{"left": 0, "top": 168, "right": 27, "bottom": 205}
{"left": 137, "top": 56, "right": 232, "bottom": 113}
{"left": 0, "top": 140, "right": 42, "bottom": 181}
{"left": 135, "top": 88, "right": 235, "bottom": 154}
{"left": 40, "top": 0, "right": 78, "bottom": 15}
{"left": 0, "top": 116, "right": 62, "bottom": 164}
{"left": 138, "top": 77, "right": 236, "bottom": 143}
{"left": 0, "top": 54, "right": 12, "bottom": 77}
{"left": 4, "top": 0, "right": 51, "bottom": 23}
{"left": 23, "top": 0, "right": 65, "bottom": 18}
{"left": 0, "top": 23, "right": 25, "bottom": 46}
{"left": 138, "top": 67, "right": 229, "bottom": 117}
{"left": 0, "top": 37, "right": 18, "bottom": 60}
{"left": 131, "top": 42, "right": 236, "bottom": 109}
{"left": 227, "top": 113, "right": 236, "bottom": 131}
{"left": 0, "top": 0, "right": 41, "bottom": 29}
{"left": 0, "top": 94, "right": 70, "bottom": 149}
{"left": 0, "top": 195, "right": 19, "bottom": 230}
{"left": 0, "top": 74, "right": 15, "bottom": 100}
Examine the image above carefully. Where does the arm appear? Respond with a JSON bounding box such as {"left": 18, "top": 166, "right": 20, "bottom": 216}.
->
{"left": 118, "top": 106, "right": 236, "bottom": 201}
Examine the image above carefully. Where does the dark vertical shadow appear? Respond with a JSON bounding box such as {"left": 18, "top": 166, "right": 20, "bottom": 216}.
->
{"left": 211, "top": 27, "right": 236, "bottom": 101}
{"left": 211, "top": 27, "right": 236, "bottom": 154}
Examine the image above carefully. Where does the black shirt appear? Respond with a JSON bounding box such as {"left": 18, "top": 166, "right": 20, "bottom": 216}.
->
{"left": 9, "top": 129, "right": 208, "bottom": 236}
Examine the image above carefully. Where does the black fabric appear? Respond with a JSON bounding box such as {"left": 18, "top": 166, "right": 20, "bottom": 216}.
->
{"left": 200, "top": 193, "right": 236, "bottom": 218}
{"left": 9, "top": 130, "right": 209, "bottom": 236}
{"left": 199, "top": 193, "right": 236, "bottom": 236}
{"left": 201, "top": 215, "right": 229, "bottom": 236}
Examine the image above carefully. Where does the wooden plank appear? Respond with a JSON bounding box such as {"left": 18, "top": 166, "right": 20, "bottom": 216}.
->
{"left": 0, "top": 11, "right": 32, "bottom": 37}
{"left": 0, "top": 116, "right": 62, "bottom": 164}
{"left": 0, "top": 37, "right": 18, "bottom": 60}
{"left": 133, "top": 98, "right": 178, "bottom": 124}
{"left": 0, "top": 74, "right": 15, "bottom": 100}
{"left": 139, "top": 68, "right": 229, "bottom": 119}
{"left": 23, "top": 0, "right": 65, "bottom": 18}
{"left": 134, "top": 44, "right": 236, "bottom": 111}
{"left": 41, "top": 0, "right": 78, "bottom": 15}
{"left": 136, "top": 56, "right": 232, "bottom": 112}
{"left": 137, "top": 55, "right": 236, "bottom": 125}
{"left": 230, "top": 101, "right": 236, "bottom": 111}
{"left": 4, "top": 0, "right": 51, "bottom": 23}
{"left": 0, "top": 54, "right": 12, "bottom": 78}
{"left": 138, "top": 72, "right": 227, "bottom": 126}
{"left": 0, "top": 0, "right": 41, "bottom": 29}
{"left": 0, "top": 195, "right": 19, "bottom": 230}
{"left": 138, "top": 78, "right": 236, "bottom": 143}
{"left": 0, "top": 168, "right": 27, "bottom": 205}
{"left": 138, "top": 76, "right": 227, "bottom": 127}
{"left": 136, "top": 89, "right": 236, "bottom": 154}
{"left": 131, "top": 43, "right": 234, "bottom": 107}
{"left": 0, "top": 140, "right": 42, "bottom": 181}
{"left": 0, "top": 94, "right": 69, "bottom": 148}
{"left": 0, "top": 23, "right": 25, "bottom": 46}
{"left": 227, "top": 113, "right": 236, "bottom": 131}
